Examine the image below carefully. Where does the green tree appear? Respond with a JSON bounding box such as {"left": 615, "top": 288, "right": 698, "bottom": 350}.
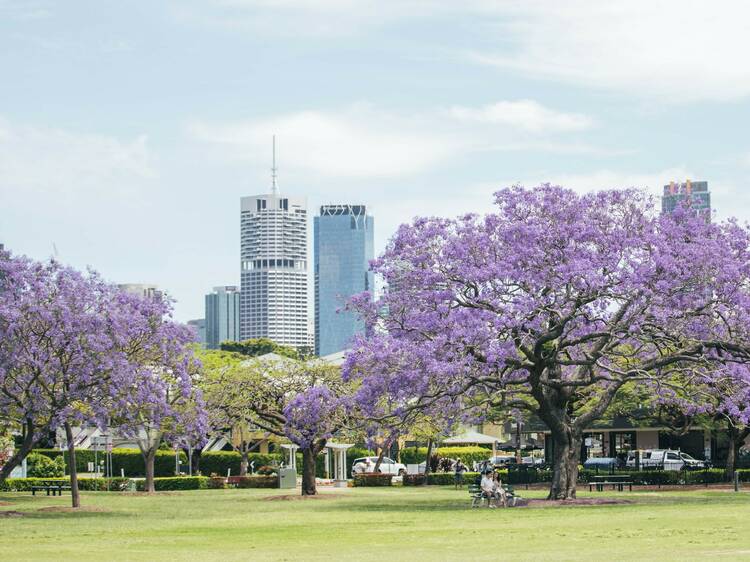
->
{"left": 220, "top": 338, "right": 299, "bottom": 359}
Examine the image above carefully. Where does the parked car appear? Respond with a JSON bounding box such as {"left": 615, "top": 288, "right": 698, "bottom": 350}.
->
{"left": 626, "top": 449, "right": 709, "bottom": 471}
{"left": 351, "top": 457, "right": 407, "bottom": 477}
{"left": 583, "top": 457, "right": 621, "bottom": 470}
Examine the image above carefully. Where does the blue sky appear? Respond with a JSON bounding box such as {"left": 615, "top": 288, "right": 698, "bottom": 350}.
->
{"left": 2, "top": 0, "right": 750, "bottom": 321}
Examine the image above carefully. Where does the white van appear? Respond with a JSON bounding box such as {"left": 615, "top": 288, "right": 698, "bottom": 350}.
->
{"left": 626, "top": 449, "right": 708, "bottom": 471}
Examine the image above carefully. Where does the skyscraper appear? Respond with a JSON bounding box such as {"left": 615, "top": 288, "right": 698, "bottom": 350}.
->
{"left": 661, "top": 180, "right": 711, "bottom": 218}
{"left": 314, "top": 204, "right": 374, "bottom": 356}
{"left": 187, "top": 318, "right": 207, "bottom": 348}
{"left": 240, "top": 145, "right": 309, "bottom": 350}
{"left": 117, "top": 283, "right": 163, "bottom": 300}
{"left": 204, "top": 286, "right": 240, "bottom": 349}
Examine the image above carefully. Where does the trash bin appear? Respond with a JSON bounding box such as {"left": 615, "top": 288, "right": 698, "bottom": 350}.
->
{"left": 278, "top": 468, "right": 297, "bottom": 489}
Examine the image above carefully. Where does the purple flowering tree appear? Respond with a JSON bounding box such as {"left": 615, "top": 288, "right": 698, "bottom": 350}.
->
{"left": 107, "top": 292, "right": 207, "bottom": 493}
{"left": 284, "top": 385, "right": 350, "bottom": 495}
{"left": 0, "top": 254, "right": 205, "bottom": 506}
{"left": 345, "top": 185, "right": 750, "bottom": 499}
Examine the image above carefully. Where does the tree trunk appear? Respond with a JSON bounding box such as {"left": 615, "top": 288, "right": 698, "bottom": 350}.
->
{"left": 240, "top": 450, "right": 249, "bottom": 477}
{"left": 423, "top": 439, "right": 434, "bottom": 479}
{"left": 0, "top": 418, "right": 36, "bottom": 482}
{"left": 301, "top": 447, "right": 318, "bottom": 496}
{"left": 725, "top": 426, "right": 750, "bottom": 480}
{"left": 64, "top": 423, "right": 81, "bottom": 508}
{"left": 547, "top": 424, "right": 582, "bottom": 500}
{"left": 143, "top": 448, "right": 157, "bottom": 493}
{"left": 373, "top": 441, "right": 388, "bottom": 472}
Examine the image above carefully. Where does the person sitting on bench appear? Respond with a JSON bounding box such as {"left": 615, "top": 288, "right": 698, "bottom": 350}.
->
{"left": 492, "top": 471, "right": 508, "bottom": 507}
{"left": 480, "top": 470, "right": 497, "bottom": 508}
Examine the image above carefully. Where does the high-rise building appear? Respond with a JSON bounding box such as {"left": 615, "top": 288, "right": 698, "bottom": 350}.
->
{"left": 205, "top": 286, "right": 241, "bottom": 349}
{"left": 187, "top": 318, "right": 207, "bottom": 347}
{"left": 117, "top": 283, "right": 163, "bottom": 300}
{"left": 240, "top": 152, "right": 309, "bottom": 349}
{"left": 314, "top": 204, "right": 374, "bottom": 356}
{"left": 661, "top": 180, "right": 711, "bottom": 218}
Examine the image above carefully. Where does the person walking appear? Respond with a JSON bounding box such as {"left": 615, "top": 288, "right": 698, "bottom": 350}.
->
{"left": 454, "top": 458, "right": 467, "bottom": 489}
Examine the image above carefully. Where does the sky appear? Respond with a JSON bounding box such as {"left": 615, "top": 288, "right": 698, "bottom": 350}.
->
{"left": 2, "top": 0, "right": 750, "bottom": 322}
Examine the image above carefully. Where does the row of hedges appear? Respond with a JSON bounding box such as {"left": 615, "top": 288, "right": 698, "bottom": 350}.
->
{"left": 400, "top": 446, "right": 491, "bottom": 466}
{"left": 0, "top": 475, "right": 282, "bottom": 492}
{"left": 35, "top": 448, "right": 186, "bottom": 477}
{"left": 0, "top": 477, "right": 131, "bottom": 492}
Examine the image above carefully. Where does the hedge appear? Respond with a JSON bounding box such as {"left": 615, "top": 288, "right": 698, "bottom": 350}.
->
{"left": 199, "top": 451, "right": 282, "bottom": 477}
{"left": 35, "top": 448, "right": 186, "bottom": 477}
{"left": 425, "top": 471, "right": 481, "bottom": 485}
{"left": 0, "top": 477, "right": 130, "bottom": 492}
{"left": 400, "top": 446, "right": 491, "bottom": 466}
{"left": 353, "top": 473, "right": 393, "bottom": 487}
{"left": 135, "top": 477, "right": 209, "bottom": 491}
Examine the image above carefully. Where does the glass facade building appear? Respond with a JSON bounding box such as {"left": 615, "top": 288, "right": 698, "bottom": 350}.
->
{"left": 314, "top": 204, "right": 374, "bottom": 356}
{"left": 661, "top": 180, "right": 710, "bottom": 219}
{"left": 205, "top": 286, "right": 240, "bottom": 349}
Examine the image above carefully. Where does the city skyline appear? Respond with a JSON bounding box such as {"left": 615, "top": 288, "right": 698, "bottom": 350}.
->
{"left": 3, "top": 2, "right": 750, "bottom": 322}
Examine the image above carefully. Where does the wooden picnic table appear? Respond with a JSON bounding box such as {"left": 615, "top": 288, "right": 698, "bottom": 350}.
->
{"left": 31, "top": 480, "right": 70, "bottom": 496}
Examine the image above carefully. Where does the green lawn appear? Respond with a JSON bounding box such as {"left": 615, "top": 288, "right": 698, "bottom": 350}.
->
{"left": 1, "top": 486, "right": 749, "bottom": 561}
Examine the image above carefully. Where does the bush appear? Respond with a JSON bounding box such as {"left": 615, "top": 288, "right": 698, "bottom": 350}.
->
{"left": 34, "top": 448, "right": 186, "bottom": 477}
{"left": 402, "top": 474, "right": 426, "bottom": 486}
{"left": 135, "top": 477, "right": 208, "bottom": 491}
{"left": 235, "top": 476, "right": 277, "bottom": 488}
{"left": 353, "top": 473, "right": 393, "bottom": 487}
{"left": 400, "top": 446, "right": 491, "bottom": 467}
{"left": 207, "top": 477, "right": 227, "bottom": 489}
{"left": 0, "top": 477, "right": 130, "bottom": 492}
{"left": 27, "top": 453, "right": 65, "bottom": 478}
{"left": 199, "top": 451, "right": 283, "bottom": 477}
{"left": 426, "top": 471, "right": 480, "bottom": 485}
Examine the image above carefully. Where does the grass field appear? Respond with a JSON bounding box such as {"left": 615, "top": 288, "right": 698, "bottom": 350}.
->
{"left": 1, "top": 486, "right": 749, "bottom": 561}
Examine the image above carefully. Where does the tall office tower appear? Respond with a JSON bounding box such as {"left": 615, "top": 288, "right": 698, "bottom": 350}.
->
{"left": 314, "top": 204, "right": 374, "bottom": 356}
{"left": 240, "top": 144, "right": 309, "bottom": 349}
{"left": 204, "top": 285, "right": 241, "bottom": 349}
{"left": 661, "top": 180, "right": 711, "bottom": 219}
{"left": 117, "top": 283, "right": 163, "bottom": 301}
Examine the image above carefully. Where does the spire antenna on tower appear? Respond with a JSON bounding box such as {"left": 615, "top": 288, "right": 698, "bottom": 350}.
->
{"left": 271, "top": 135, "right": 279, "bottom": 195}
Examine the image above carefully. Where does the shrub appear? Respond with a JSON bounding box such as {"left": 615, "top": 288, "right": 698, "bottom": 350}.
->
{"left": 235, "top": 476, "right": 277, "bottom": 488}
{"left": 0, "top": 477, "right": 130, "bottom": 492}
{"left": 207, "top": 477, "right": 227, "bottom": 489}
{"left": 199, "top": 451, "right": 283, "bottom": 477}
{"left": 402, "top": 474, "right": 426, "bottom": 486}
{"left": 400, "top": 446, "right": 491, "bottom": 467}
{"left": 425, "top": 471, "right": 480, "bottom": 485}
{"left": 135, "top": 477, "right": 208, "bottom": 491}
{"left": 353, "top": 473, "right": 393, "bottom": 487}
{"left": 256, "top": 465, "right": 277, "bottom": 476}
{"left": 27, "top": 453, "right": 65, "bottom": 478}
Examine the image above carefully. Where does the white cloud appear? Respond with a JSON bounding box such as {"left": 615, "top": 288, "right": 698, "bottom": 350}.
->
{"left": 188, "top": 100, "right": 600, "bottom": 178}
{"left": 0, "top": 118, "right": 154, "bottom": 202}
{"left": 449, "top": 100, "right": 593, "bottom": 133}
{"left": 467, "top": 1, "right": 750, "bottom": 103}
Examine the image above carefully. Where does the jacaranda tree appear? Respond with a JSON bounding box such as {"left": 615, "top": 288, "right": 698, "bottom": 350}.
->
{"left": 344, "top": 185, "right": 750, "bottom": 499}
{"left": 0, "top": 253, "right": 204, "bottom": 506}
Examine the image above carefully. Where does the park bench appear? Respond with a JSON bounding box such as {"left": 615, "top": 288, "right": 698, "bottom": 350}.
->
{"left": 469, "top": 483, "right": 519, "bottom": 507}
{"left": 588, "top": 475, "right": 633, "bottom": 492}
{"left": 31, "top": 480, "right": 71, "bottom": 496}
